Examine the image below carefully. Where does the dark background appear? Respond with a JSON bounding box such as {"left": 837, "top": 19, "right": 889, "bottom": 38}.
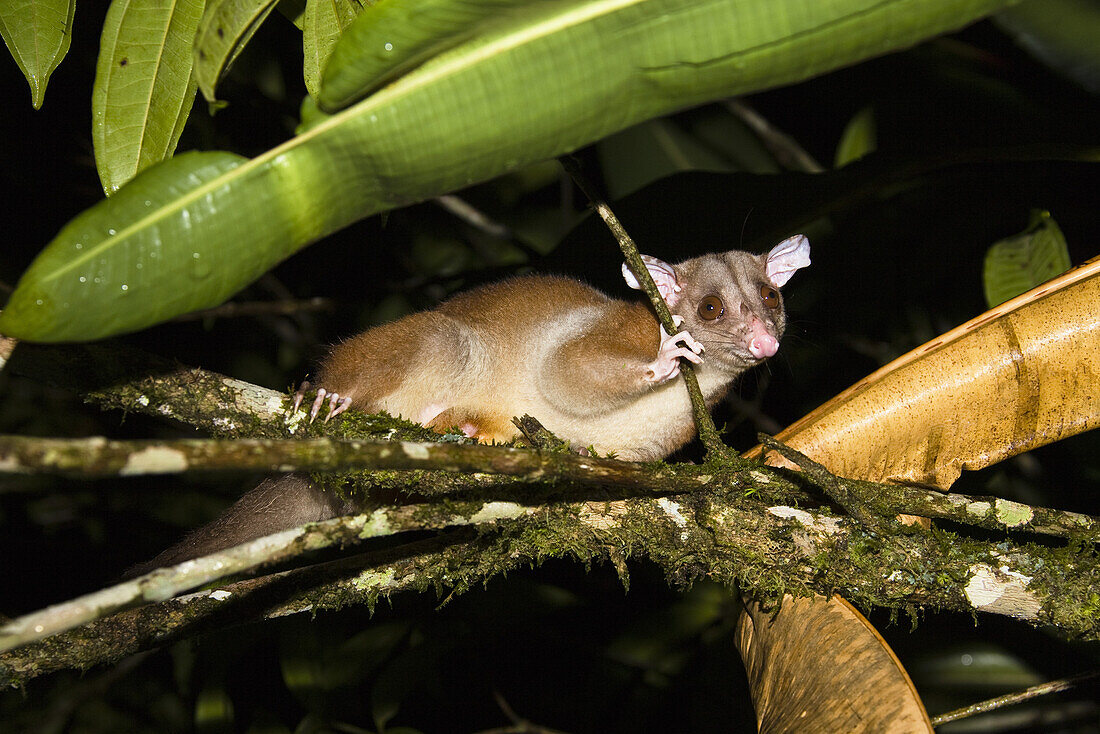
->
{"left": 2, "top": 7, "right": 1098, "bottom": 733}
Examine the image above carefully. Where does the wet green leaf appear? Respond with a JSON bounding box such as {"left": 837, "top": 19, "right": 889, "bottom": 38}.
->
{"left": 93, "top": 0, "right": 204, "bottom": 194}
{"left": 302, "top": 0, "right": 368, "bottom": 98}
{"left": 0, "top": 0, "right": 75, "bottom": 108}
{"left": 194, "top": 0, "right": 281, "bottom": 103}
{"left": 0, "top": 152, "right": 248, "bottom": 341}
{"left": 1, "top": 0, "right": 1015, "bottom": 342}
{"left": 318, "top": 0, "right": 520, "bottom": 110}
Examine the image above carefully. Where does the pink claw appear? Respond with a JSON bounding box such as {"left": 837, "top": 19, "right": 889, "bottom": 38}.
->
{"left": 645, "top": 318, "right": 705, "bottom": 384}
{"left": 291, "top": 380, "right": 311, "bottom": 413}
{"left": 293, "top": 381, "right": 352, "bottom": 423}
{"left": 308, "top": 388, "right": 328, "bottom": 423}
{"left": 325, "top": 394, "right": 352, "bottom": 422}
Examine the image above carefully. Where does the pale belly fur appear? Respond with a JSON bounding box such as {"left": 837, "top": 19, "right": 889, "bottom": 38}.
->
{"left": 372, "top": 308, "right": 733, "bottom": 461}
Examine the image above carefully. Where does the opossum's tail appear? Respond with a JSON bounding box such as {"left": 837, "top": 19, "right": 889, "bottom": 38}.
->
{"left": 124, "top": 474, "right": 355, "bottom": 578}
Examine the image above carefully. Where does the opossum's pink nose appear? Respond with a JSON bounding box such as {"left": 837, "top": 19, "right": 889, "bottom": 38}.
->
{"left": 749, "top": 334, "right": 779, "bottom": 359}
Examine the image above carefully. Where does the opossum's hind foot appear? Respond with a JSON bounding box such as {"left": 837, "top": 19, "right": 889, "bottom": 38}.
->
{"left": 426, "top": 407, "right": 519, "bottom": 444}
{"left": 290, "top": 381, "right": 353, "bottom": 423}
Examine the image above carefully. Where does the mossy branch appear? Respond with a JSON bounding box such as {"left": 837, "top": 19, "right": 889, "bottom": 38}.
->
{"left": 0, "top": 434, "right": 672, "bottom": 487}
{"left": 0, "top": 500, "right": 538, "bottom": 653}
{"left": 4, "top": 431, "right": 1097, "bottom": 545}
{"left": 4, "top": 337, "right": 1100, "bottom": 684}
{"left": 1, "top": 338, "right": 439, "bottom": 441}
{"left": 4, "top": 482, "right": 1099, "bottom": 685}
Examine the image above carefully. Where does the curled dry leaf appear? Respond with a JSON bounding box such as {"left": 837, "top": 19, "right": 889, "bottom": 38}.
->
{"left": 734, "top": 257, "right": 1097, "bottom": 729}
{"left": 736, "top": 594, "right": 933, "bottom": 733}
{"left": 747, "top": 255, "right": 1100, "bottom": 488}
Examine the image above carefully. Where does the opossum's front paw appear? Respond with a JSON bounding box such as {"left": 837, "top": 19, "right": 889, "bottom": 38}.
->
{"left": 644, "top": 316, "right": 704, "bottom": 384}
{"left": 290, "top": 381, "right": 352, "bottom": 423}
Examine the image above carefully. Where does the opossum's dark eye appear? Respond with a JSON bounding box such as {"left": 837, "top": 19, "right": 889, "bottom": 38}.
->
{"left": 697, "top": 295, "right": 724, "bottom": 320}
{"left": 760, "top": 285, "right": 779, "bottom": 309}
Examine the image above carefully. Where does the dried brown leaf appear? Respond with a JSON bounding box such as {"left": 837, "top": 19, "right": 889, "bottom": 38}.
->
{"left": 736, "top": 594, "right": 933, "bottom": 733}
{"left": 748, "top": 255, "right": 1100, "bottom": 487}
{"left": 734, "top": 256, "right": 1099, "bottom": 730}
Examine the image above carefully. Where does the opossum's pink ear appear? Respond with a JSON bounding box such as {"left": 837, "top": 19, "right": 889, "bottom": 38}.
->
{"left": 622, "top": 255, "right": 682, "bottom": 307}
{"left": 765, "top": 235, "right": 811, "bottom": 287}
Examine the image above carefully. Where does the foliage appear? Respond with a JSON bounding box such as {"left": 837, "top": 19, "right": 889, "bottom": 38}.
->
{"left": 1, "top": 0, "right": 1099, "bottom": 732}
{"left": 0, "top": 0, "right": 1010, "bottom": 341}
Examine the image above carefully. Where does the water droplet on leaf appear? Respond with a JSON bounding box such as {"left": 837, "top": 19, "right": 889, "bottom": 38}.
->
{"left": 190, "top": 252, "right": 211, "bottom": 279}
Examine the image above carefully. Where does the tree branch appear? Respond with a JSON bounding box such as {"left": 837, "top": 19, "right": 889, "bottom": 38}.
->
{"left": 558, "top": 156, "right": 736, "bottom": 462}
{"left": 3, "top": 482, "right": 1099, "bottom": 684}
{"left": 2, "top": 339, "right": 439, "bottom": 441}
{"left": 930, "top": 669, "right": 1100, "bottom": 726}
{"left": 0, "top": 499, "right": 539, "bottom": 653}
{"left": 4, "top": 337, "right": 1100, "bottom": 684}
{"left": 7, "top": 432, "right": 1095, "bottom": 545}
{"left": 0, "top": 434, "right": 699, "bottom": 490}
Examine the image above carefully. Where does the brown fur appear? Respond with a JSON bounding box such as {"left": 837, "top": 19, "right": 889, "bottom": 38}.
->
{"left": 136, "top": 241, "right": 808, "bottom": 571}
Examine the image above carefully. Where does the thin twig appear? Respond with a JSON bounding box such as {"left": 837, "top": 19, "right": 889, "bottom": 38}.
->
{"left": 723, "top": 98, "right": 824, "bottom": 173}
{"left": 435, "top": 195, "right": 513, "bottom": 239}
{"left": 931, "top": 669, "right": 1100, "bottom": 726}
{"left": 558, "top": 155, "right": 734, "bottom": 461}
{"left": 0, "top": 499, "right": 536, "bottom": 652}
{"left": 760, "top": 434, "right": 882, "bottom": 530}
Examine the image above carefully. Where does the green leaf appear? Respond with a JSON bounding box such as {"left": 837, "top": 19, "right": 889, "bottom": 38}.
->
{"left": 0, "top": 0, "right": 76, "bottom": 109}
{"left": 303, "top": 0, "right": 368, "bottom": 99}
{"left": 995, "top": 0, "right": 1100, "bottom": 93}
{"left": 194, "top": 0, "right": 281, "bottom": 103}
{"left": 983, "top": 210, "right": 1072, "bottom": 308}
{"left": 0, "top": 152, "right": 248, "bottom": 341}
{"left": 318, "top": 0, "right": 521, "bottom": 110}
{"left": 834, "top": 104, "right": 877, "bottom": 168}
{"left": 277, "top": 0, "right": 307, "bottom": 28}
{"left": 1, "top": 0, "right": 1015, "bottom": 342}
{"left": 93, "top": 0, "right": 205, "bottom": 195}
